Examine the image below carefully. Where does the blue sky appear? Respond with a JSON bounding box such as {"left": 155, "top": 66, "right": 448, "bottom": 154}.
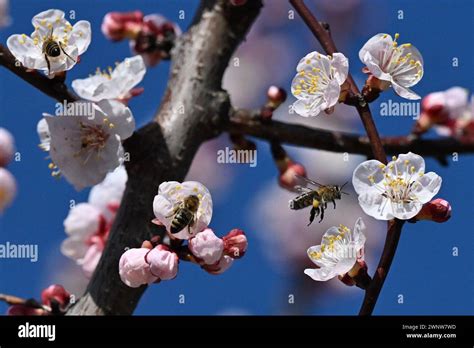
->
{"left": 0, "top": 0, "right": 473, "bottom": 315}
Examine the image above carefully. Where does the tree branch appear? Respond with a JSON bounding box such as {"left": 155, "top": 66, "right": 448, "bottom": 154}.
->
{"left": 228, "top": 111, "right": 474, "bottom": 157}
{"left": 0, "top": 45, "right": 77, "bottom": 103}
{"left": 64, "top": 0, "right": 263, "bottom": 315}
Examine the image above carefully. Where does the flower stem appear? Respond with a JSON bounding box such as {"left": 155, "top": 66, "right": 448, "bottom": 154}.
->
{"left": 290, "top": 0, "right": 406, "bottom": 315}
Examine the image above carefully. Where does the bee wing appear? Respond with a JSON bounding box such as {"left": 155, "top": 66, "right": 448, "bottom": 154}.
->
{"left": 294, "top": 185, "right": 312, "bottom": 193}
{"left": 295, "top": 175, "right": 325, "bottom": 188}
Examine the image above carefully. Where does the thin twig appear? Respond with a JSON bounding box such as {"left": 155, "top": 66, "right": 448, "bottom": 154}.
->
{"left": 229, "top": 111, "right": 474, "bottom": 158}
{"left": 289, "top": 0, "right": 406, "bottom": 316}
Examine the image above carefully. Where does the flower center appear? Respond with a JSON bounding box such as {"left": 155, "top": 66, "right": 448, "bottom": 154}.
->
{"left": 74, "top": 122, "right": 110, "bottom": 163}
{"left": 293, "top": 54, "right": 334, "bottom": 97}
{"left": 367, "top": 157, "right": 424, "bottom": 205}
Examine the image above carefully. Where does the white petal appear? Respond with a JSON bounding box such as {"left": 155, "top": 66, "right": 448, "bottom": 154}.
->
{"left": 304, "top": 267, "right": 338, "bottom": 281}
{"left": 358, "top": 192, "right": 394, "bottom": 220}
{"left": 352, "top": 159, "right": 385, "bottom": 195}
{"left": 61, "top": 236, "right": 88, "bottom": 260}
{"left": 322, "top": 78, "right": 342, "bottom": 109}
{"left": 359, "top": 33, "right": 393, "bottom": 76}
{"left": 152, "top": 194, "right": 174, "bottom": 232}
{"left": 392, "top": 152, "right": 425, "bottom": 177}
{"left": 292, "top": 98, "right": 324, "bottom": 117}
{"left": 331, "top": 52, "right": 349, "bottom": 85}
{"left": 96, "top": 100, "right": 135, "bottom": 140}
{"left": 32, "top": 9, "right": 65, "bottom": 27}
{"left": 7, "top": 34, "right": 46, "bottom": 70}
{"left": 111, "top": 56, "right": 147, "bottom": 94}
{"left": 64, "top": 202, "right": 101, "bottom": 237}
{"left": 392, "top": 81, "right": 420, "bottom": 100}
{"left": 413, "top": 172, "right": 442, "bottom": 203}
{"left": 71, "top": 74, "right": 110, "bottom": 102}
{"left": 37, "top": 118, "right": 51, "bottom": 151}
{"left": 391, "top": 201, "right": 423, "bottom": 220}
{"left": 69, "top": 20, "right": 91, "bottom": 55}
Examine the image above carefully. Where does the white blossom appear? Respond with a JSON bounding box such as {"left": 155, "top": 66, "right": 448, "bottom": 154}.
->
{"left": 359, "top": 33, "right": 423, "bottom": 100}
{"left": 352, "top": 152, "right": 442, "bottom": 220}
{"left": 72, "top": 56, "right": 146, "bottom": 102}
{"left": 153, "top": 181, "right": 213, "bottom": 240}
{"left": 291, "top": 51, "right": 348, "bottom": 117}
{"left": 38, "top": 100, "right": 134, "bottom": 190}
{"left": 305, "top": 218, "right": 366, "bottom": 281}
{"left": 7, "top": 9, "right": 91, "bottom": 77}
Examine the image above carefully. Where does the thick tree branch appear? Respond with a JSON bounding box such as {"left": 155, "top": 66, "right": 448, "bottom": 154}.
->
{"left": 65, "top": 0, "right": 263, "bottom": 315}
{"left": 0, "top": 45, "right": 77, "bottom": 103}
{"left": 229, "top": 111, "right": 474, "bottom": 157}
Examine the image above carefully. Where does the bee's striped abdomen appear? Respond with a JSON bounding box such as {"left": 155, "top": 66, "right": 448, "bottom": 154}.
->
{"left": 170, "top": 208, "right": 193, "bottom": 234}
{"left": 289, "top": 191, "right": 317, "bottom": 210}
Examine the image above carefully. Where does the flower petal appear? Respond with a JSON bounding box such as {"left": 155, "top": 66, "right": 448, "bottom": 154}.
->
{"left": 413, "top": 172, "right": 442, "bottom": 203}
{"left": 96, "top": 99, "right": 135, "bottom": 140}
{"left": 358, "top": 192, "right": 394, "bottom": 220}
{"left": 304, "top": 267, "right": 338, "bottom": 281}
{"left": 7, "top": 34, "right": 46, "bottom": 70}
{"left": 392, "top": 80, "right": 421, "bottom": 100}
{"left": 69, "top": 20, "right": 91, "bottom": 55}
{"left": 352, "top": 159, "right": 385, "bottom": 195}
{"left": 331, "top": 52, "right": 349, "bottom": 85}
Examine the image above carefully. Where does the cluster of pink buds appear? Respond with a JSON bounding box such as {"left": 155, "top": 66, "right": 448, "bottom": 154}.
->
{"left": 0, "top": 127, "right": 16, "bottom": 213}
{"left": 119, "top": 229, "right": 248, "bottom": 287}
{"left": 413, "top": 87, "right": 473, "bottom": 139}
{"left": 102, "top": 11, "right": 181, "bottom": 66}
{"left": 6, "top": 284, "right": 71, "bottom": 316}
{"left": 270, "top": 142, "right": 307, "bottom": 191}
{"left": 189, "top": 228, "right": 248, "bottom": 274}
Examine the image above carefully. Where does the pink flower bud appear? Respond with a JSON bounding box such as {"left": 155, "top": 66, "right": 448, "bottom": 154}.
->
{"left": 222, "top": 229, "right": 247, "bottom": 259}
{"left": 101, "top": 11, "right": 144, "bottom": 41}
{"left": 7, "top": 304, "right": 48, "bottom": 316}
{"left": 188, "top": 229, "right": 224, "bottom": 265}
{"left": 119, "top": 248, "right": 157, "bottom": 288}
{"left": 203, "top": 255, "right": 234, "bottom": 275}
{"left": 278, "top": 160, "right": 307, "bottom": 191}
{"left": 267, "top": 86, "right": 287, "bottom": 104}
{"left": 0, "top": 128, "right": 14, "bottom": 167}
{"left": 41, "top": 284, "right": 70, "bottom": 309}
{"left": 145, "top": 245, "right": 179, "bottom": 280}
{"left": 414, "top": 198, "right": 452, "bottom": 223}
{"left": 0, "top": 167, "right": 16, "bottom": 213}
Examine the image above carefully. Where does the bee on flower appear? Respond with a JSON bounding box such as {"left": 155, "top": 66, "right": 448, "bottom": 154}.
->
{"left": 152, "top": 181, "right": 213, "bottom": 240}
{"left": 7, "top": 9, "right": 91, "bottom": 78}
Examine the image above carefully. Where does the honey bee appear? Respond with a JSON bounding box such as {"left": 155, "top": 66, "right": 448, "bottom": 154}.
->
{"left": 167, "top": 195, "right": 200, "bottom": 235}
{"left": 42, "top": 27, "right": 76, "bottom": 75}
{"left": 289, "top": 175, "right": 348, "bottom": 225}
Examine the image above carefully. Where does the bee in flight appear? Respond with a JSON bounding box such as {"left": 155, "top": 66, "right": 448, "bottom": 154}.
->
{"left": 289, "top": 175, "right": 348, "bottom": 225}
{"left": 42, "top": 27, "right": 76, "bottom": 75}
{"left": 167, "top": 195, "right": 200, "bottom": 235}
